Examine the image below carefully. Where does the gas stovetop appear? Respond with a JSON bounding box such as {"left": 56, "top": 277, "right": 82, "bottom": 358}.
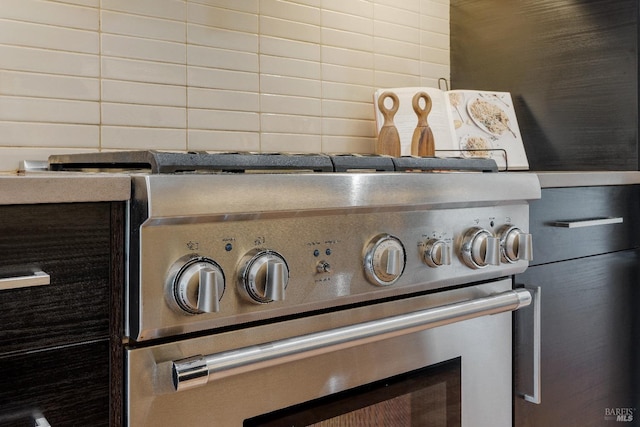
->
{"left": 48, "top": 150, "right": 499, "bottom": 174}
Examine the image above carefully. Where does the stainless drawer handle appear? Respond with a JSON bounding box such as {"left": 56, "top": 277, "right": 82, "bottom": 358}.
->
{"left": 523, "top": 285, "right": 542, "bottom": 405}
{"left": 550, "top": 217, "right": 623, "bottom": 228}
{"left": 0, "top": 271, "right": 50, "bottom": 291}
{"left": 34, "top": 415, "right": 51, "bottom": 427}
{"left": 172, "top": 289, "right": 533, "bottom": 392}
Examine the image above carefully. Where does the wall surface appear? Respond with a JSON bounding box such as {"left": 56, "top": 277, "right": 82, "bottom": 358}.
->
{"left": 451, "top": 0, "right": 638, "bottom": 171}
{"left": 0, "top": 0, "right": 449, "bottom": 172}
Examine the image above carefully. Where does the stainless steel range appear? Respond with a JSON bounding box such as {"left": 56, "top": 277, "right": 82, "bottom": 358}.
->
{"left": 51, "top": 151, "right": 541, "bottom": 427}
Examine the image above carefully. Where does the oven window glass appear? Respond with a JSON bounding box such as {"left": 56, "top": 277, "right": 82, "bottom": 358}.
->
{"left": 244, "top": 358, "right": 461, "bottom": 427}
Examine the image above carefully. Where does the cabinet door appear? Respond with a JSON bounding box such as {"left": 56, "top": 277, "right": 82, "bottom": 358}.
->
{"left": 514, "top": 250, "right": 640, "bottom": 427}
{"left": 0, "top": 340, "right": 109, "bottom": 427}
{"left": 0, "top": 203, "right": 111, "bottom": 354}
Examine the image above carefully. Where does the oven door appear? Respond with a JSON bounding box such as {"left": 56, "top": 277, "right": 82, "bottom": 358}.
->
{"left": 126, "top": 279, "right": 529, "bottom": 426}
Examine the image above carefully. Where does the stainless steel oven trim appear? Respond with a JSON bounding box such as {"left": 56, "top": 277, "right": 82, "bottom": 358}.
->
{"left": 126, "top": 279, "right": 522, "bottom": 426}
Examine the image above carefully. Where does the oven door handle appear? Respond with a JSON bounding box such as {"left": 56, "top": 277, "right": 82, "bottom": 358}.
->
{"left": 171, "top": 288, "right": 532, "bottom": 392}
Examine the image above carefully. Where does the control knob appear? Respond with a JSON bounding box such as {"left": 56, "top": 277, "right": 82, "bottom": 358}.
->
{"left": 364, "top": 234, "right": 406, "bottom": 286}
{"left": 460, "top": 227, "right": 500, "bottom": 269}
{"left": 422, "top": 238, "right": 451, "bottom": 268}
{"left": 497, "top": 225, "right": 533, "bottom": 263}
{"left": 167, "top": 256, "right": 225, "bottom": 315}
{"left": 238, "top": 250, "right": 289, "bottom": 304}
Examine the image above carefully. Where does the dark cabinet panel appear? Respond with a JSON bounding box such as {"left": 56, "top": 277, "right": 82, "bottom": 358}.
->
{"left": 451, "top": 0, "right": 638, "bottom": 170}
{"left": 527, "top": 185, "right": 640, "bottom": 265}
{"left": 0, "top": 340, "right": 110, "bottom": 427}
{"left": 0, "top": 203, "right": 111, "bottom": 355}
{"left": 514, "top": 251, "right": 640, "bottom": 426}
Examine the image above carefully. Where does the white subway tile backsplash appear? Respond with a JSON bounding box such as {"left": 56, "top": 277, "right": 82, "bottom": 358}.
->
{"left": 322, "top": 81, "right": 374, "bottom": 103}
{"left": 102, "top": 80, "right": 186, "bottom": 107}
{"left": 187, "top": 45, "right": 259, "bottom": 73}
{"left": 260, "top": 0, "right": 321, "bottom": 26}
{"left": 260, "top": 16, "right": 321, "bottom": 44}
{"left": 188, "top": 3, "right": 258, "bottom": 33}
{"left": 187, "top": 66, "right": 259, "bottom": 91}
{"left": 188, "top": 24, "right": 258, "bottom": 52}
{"left": 321, "top": 28, "right": 373, "bottom": 52}
{"left": 102, "top": 103, "right": 186, "bottom": 128}
{"left": 322, "top": 63, "right": 373, "bottom": 86}
{"left": 0, "top": 0, "right": 451, "bottom": 171}
{"left": 321, "top": 10, "right": 373, "bottom": 35}
{"left": 376, "top": 0, "right": 420, "bottom": 13}
{"left": 189, "top": 109, "right": 260, "bottom": 131}
{"left": 102, "top": 126, "right": 186, "bottom": 150}
{"left": 0, "top": 70, "right": 99, "bottom": 100}
{"left": 322, "top": 45, "right": 374, "bottom": 69}
{"left": 321, "top": 135, "right": 373, "bottom": 153}
{"left": 0, "top": 45, "right": 100, "bottom": 76}
{"left": 374, "top": 4, "right": 420, "bottom": 28}
{"left": 189, "top": 87, "right": 259, "bottom": 111}
{"left": 188, "top": 129, "right": 260, "bottom": 152}
{"left": 321, "top": 0, "right": 373, "bottom": 18}
{"left": 102, "top": 57, "right": 186, "bottom": 85}
{"left": 0, "top": 0, "right": 98, "bottom": 30}
{"left": 52, "top": 0, "right": 100, "bottom": 7}
{"left": 261, "top": 113, "right": 322, "bottom": 134}
{"left": 322, "top": 99, "right": 373, "bottom": 120}
{"left": 260, "top": 36, "right": 320, "bottom": 61}
{"left": 101, "top": 11, "right": 186, "bottom": 43}
{"left": 261, "top": 74, "right": 322, "bottom": 98}
{"left": 102, "top": 34, "right": 186, "bottom": 64}
{"left": 0, "top": 19, "right": 99, "bottom": 54}
{"left": 0, "top": 96, "right": 99, "bottom": 124}
{"left": 0, "top": 121, "right": 98, "bottom": 147}
{"left": 260, "top": 132, "right": 321, "bottom": 153}
{"left": 261, "top": 94, "right": 322, "bottom": 116}
{"left": 101, "top": 0, "right": 186, "bottom": 21}
{"left": 260, "top": 55, "right": 321, "bottom": 80}
{"left": 188, "top": 0, "right": 258, "bottom": 14}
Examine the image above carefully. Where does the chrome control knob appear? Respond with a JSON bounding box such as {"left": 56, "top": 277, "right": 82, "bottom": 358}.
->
{"left": 460, "top": 227, "right": 500, "bottom": 269}
{"left": 238, "top": 250, "right": 289, "bottom": 304}
{"left": 422, "top": 238, "right": 451, "bottom": 268}
{"left": 168, "top": 256, "right": 225, "bottom": 315}
{"left": 497, "top": 225, "right": 533, "bottom": 263}
{"left": 364, "top": 234, "right": 406, "bottom": 286}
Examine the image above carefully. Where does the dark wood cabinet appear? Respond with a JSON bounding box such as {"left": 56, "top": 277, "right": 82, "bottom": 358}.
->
{"left": 514, "top": 186, "right": 640, "bottom": 426}
{"left": 451, "top": 0, "right": 638, "bottom": 171}
{"left": 0, "top": 202, "right": 124, "bottom": 427}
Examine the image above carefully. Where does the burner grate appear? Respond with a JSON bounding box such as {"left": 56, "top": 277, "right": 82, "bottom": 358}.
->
{"left": 48, "top": 151, "right": 498, "bottom": 174}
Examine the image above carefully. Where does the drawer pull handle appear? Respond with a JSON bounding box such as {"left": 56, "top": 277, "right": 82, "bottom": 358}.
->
{"left": 551, "top": 217, "right": 623, "bottom": 228}
{"left": 34, "top": 415, "right": 51, "bottom": 427}
{"left": 0, "top": 271, "right": 50, "bottom": 291}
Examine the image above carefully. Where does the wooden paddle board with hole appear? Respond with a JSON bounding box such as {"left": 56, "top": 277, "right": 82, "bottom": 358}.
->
{"left": 375, "top": 91, "right": 401, "bottom": 157}
{"left": 411, "top": 91, "right": 435, "bottom": 157}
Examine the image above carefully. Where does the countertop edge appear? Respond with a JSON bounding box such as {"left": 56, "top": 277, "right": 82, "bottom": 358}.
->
{"left": 0, "top": 175, "right": 131, "bottom": 204}
{"left": 535, "top": 171, "right": 640, "bottom": 188}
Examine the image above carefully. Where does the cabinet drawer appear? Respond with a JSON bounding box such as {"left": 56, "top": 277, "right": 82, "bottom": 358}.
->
{"left": 0, "top": 339, "right": 109, "bottom": 427}
{"left": 529, "top": 185, "right": 640, "bottom": 265}
{"left": 0, "top": 203, "right": 111, "bottom": 355}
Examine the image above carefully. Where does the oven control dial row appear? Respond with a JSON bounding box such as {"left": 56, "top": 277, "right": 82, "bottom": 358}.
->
{"left": 364, "top": 234, "right": 406, "bottom": 286}
{"left": 168, "top": 257, "right": 225, "bottom": 315}
{"left": 460, "top": 227, "right": 500, "bottom": 269}
{"left": 238, "top": 249, "right": 289, "bottom": 304}
{"left": 497, "top": 225, "right": 533, "bottom": 263}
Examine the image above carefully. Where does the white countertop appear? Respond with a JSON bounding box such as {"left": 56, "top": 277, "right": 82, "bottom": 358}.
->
{"left": 0, "top": 173, "right": 131, "bottom": 204}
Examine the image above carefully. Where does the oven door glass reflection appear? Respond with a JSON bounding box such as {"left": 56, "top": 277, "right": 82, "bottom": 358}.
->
{"left": 245, "top": 358, "right": 461, "bottom": 427}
